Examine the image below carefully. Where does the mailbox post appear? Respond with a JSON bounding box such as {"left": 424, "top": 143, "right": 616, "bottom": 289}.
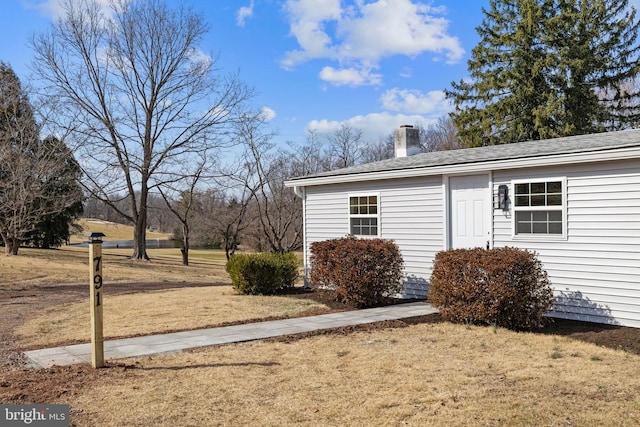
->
{"left": 88, "top": 232, "right": 105, "bottom": 368}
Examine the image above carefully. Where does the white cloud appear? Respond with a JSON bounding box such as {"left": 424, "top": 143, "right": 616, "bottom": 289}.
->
{"left": 281, "top": 0, "right": 464, "bottom": 85}
{"left": 29, "top": 0, "right": 111, "bottom": 19}
{"left": 319, "top": 66, "right": 382, "bottom": 86}
{"left": 380, "top": 88, "right": 450, "bottom": 114}
{"left": 281, "top": 0, "right": 342, "bottom": 69}
{"left": 307, "top": 112, "right": 437, "bottom": 143}
{"left": 337, "top": 1, "right": 464, "bottom": 63}
{"left": 187, "top": 48, "right": 213, "bottom": 65}
{"left": 399, "top": 67, "right": 413, "bottom": 78}
{"left": 236, "top": 1, "right": 254, "bottom": 27}
{"left": 261, "top": 106, "right": 277, "bottom": 121}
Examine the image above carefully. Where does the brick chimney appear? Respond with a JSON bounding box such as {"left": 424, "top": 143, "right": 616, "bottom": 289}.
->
{"left": 394, "top": 125, "right": 420, "bottom": 158}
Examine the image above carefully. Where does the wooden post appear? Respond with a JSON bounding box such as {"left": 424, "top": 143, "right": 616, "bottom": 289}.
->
{"left": 88, "top": 232, "right": 105, "bottom": 368}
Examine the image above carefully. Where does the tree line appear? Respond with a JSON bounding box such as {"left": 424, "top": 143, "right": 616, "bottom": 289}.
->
{"left": 447, "top": 0, "right": 640, "bottom": 145}
{"left": 3, "top": 0, "right": 640, "bottom": 260}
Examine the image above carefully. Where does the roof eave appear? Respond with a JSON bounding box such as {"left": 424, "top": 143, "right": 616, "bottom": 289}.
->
{"left": 284, "top": 146, "right": 640, "bottom": 188}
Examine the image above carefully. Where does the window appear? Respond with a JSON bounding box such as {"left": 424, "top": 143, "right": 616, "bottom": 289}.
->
{"left": 349, "top": 195, "right": 378, "bottom": 236}
{"left": 513, "top": 180, "right": 564, "bottom": 236}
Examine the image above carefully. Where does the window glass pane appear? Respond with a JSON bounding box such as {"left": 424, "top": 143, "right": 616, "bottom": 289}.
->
{"left": 516, "top": 221, "right": 531, "bottom": 234}
{"left": 548, "top": 222, "right": 563, "bottom": 234}
{"left": 349, "top": 208, "right": 378, "bottom": 236}
{"left": 532, "top": 211, "right": 548, "bottom": 221}
{"left": 548, "top": 211, "right": 562, "bottom": 221}
{"left": 349, "top": 219, "right": 359, "bottom": 235}
{"left": 369, "top": 196, "right": 377, "bottom": 205}
{"left": 368, "top": 218, "right": 378, "bottom": 235}
{"left": 531, "top": 182, "right": 545, "bottom": 194}
{"left": 350, "top": 197, "right": 359, "bottom": 215}
{"left": 530, "top": 195, "right": 546, "bottom": 206}
{"left": 515, "top": 196, "right": 529, "bottom": 207}
{"left": 547, "top": 194, "right": 562, "bottom": 206}
{"left": 515, "top": 212, "right": 531, "bottom": 234}
{"left": 369, "top": 205, "right": 377, "bottom": 215}
{"left": 547, "top": 181, "right": 562, "bottom": 193}
{"left": 515, "top": 183, "right": 529, "bottom": 195}
{"left": 532, "top": 222, "right": 548, "bottom": 234}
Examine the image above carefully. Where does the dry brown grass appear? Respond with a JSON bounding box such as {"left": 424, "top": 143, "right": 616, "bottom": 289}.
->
{"left": 4, "top": 243, "right": 640, "bottom": 425}
{"left": 14, "top": 286, "right": 326, "bottom": 348}
{"left": 3, "top": 246, "right": 318, "bottom": 349}
{"left": 69, "top": 218, "right": 172, "bottom": 243}
{"left": 0, "top": 246, "right": 228, "bottom": 289}
{"left": 67, "top": 322, "right": 640, "bottom": 426}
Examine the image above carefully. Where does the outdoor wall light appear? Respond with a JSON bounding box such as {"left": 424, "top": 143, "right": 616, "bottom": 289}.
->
{"left": 497, "top": 184, "right": 509, "bottom": 211}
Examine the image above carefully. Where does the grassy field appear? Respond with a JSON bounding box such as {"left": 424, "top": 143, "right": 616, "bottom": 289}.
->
{"left": 69, "top": 218, "right": 173, "bottom": 243}
{"left": 2, "top": 246, "right": 319, "bottom": 350}
{"left": 73, "top": 323, "right": 640, "bottom": 426}
{"left": 0, "top": 246, "right": 229, "bottom": 287}
{"left": 14, "top": 284, "right": 325, "bottom": 349}
{"left": 1, "top": 243, "right": 640, "bottom": 425}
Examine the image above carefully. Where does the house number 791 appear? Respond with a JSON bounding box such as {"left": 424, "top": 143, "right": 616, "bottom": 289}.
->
{"left": 93, "top": 256, "right": 102, "bottom": 305}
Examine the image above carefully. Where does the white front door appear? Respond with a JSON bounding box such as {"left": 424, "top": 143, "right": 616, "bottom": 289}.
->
{"left": 450, "top": 174, "right": 491, "bottom": 249}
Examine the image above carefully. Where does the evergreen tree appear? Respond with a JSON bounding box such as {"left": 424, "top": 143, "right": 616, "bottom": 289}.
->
{"left": 0, "top": 63, "right": 83, "bottom": 255}
{"left": 27, "top": 136, "right": 84, "bottom": 249}
{"left": 447, "top": 0, "right": 640, "bottom": 147}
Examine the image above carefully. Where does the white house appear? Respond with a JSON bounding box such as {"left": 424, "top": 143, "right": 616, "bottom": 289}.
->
{"left": 285, "top": 126, "right": 640, "bottom": 327}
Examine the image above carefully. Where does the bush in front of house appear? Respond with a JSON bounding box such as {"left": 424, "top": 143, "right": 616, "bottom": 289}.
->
{"left": 428, "top": 247, "right": 554, "bottom": 330}
{"left": 309, "top": 236, "right": 404, "bottom": 308}
{"left": 226, "top": 252, "right": 299, "bottom": 295}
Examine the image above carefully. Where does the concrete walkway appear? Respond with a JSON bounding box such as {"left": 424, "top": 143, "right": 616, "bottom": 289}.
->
{"left": 24, "top": 302, "right": 437, "bottom": 369}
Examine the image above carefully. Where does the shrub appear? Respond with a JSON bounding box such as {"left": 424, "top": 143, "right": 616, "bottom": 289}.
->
{"left": 428, "top": 247, "right": 554, "bottom": 330}
{"left": 309, "top": 236, "right": 404, "bottom": 308}
{"left": 226, "top": 252, "right": 299, "bottom": 295}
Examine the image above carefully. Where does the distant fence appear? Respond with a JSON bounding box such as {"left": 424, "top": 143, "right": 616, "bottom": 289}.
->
{"left": 71, "top": 239, "right": 176, "bottom": 249}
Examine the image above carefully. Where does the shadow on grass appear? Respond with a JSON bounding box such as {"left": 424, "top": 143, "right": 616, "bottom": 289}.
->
{"left": 123, "top": 361, "right": 281, "bottom": 371}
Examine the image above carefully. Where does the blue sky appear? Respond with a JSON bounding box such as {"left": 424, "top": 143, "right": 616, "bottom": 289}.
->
{"left": 3, "top": 0, "right": 640, "bottom": 146}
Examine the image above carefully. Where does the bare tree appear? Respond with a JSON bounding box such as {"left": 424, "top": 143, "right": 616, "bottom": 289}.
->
{"left": 418, "top": 116, "right": 463, "bottom": 151}
{"left": 362, "top": 134, "right": 395, "bottom": 163}
{"left": 327, "top": 123, "right": 364, "bottom": 168}
{"left": 208, "top": 189, "right": 254, "bottom": 259}
{"left": 293, "top": 129, "right": 333, "bottom": 174}
{"left": 147, "top": 193, "right": 177, "bottom": 234}
{"left": 31, "top": 0, "right": 253, "bottom": 260}
{"left": 598, "top": 77, "right": 640, "bottom": 131}
{"left": 0, "top": 63, "right": 82, "bottom": 255}
{"left": 158, "top": 159, "right": 206, "bottom": 266}
{"left": 238, "top": 111, "right": 302, "bottom": 253}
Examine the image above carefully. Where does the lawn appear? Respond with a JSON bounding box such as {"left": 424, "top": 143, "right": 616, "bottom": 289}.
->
{"left": 69, "top": 218, "right": 174, "bottom": 243}
{"left": 1, "top": 245, "right": 640, "bottom": 426}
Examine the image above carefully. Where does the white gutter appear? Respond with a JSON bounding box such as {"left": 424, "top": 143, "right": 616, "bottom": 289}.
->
{"left": 284, "top": 146, "right": 640, "bottom": 188}
{"left": 293, "top": 185, "right": 305, "bottom": 198}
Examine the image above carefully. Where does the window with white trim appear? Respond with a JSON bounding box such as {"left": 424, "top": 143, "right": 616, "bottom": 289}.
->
{"left": 513, "top": 180, "right": 564, "bottom": 236}
{"left": 349, "top": 195, "right": 378, "bottom": 236}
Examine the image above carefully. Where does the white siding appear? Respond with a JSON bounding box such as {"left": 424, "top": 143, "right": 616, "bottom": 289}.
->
{"left": 303, "top": 176, "right": 444, "bottom": 298}
{"left": 493, "top": 159, "right": 640, "bottom": 327}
